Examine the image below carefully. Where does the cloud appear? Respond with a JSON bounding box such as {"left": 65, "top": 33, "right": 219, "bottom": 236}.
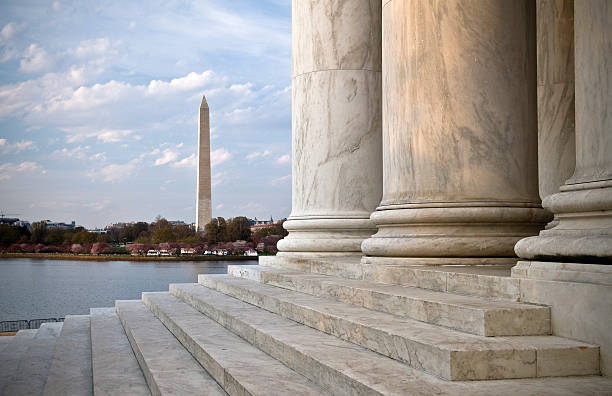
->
{"left": 0, "top": 138, "right": 36, "bottom": 153}
{"left": 88, "top": 158, "right": 140, "bottom": 183}
{"left": 53, "top": 145, "right": 90, "bottom": 160}
{"left": 216, "top": 203, "right": 224, "bottom": 209}
{"left": 65, "top": 128, "right": 134, "bottom": 143}
{"left": 0, "top": 161, "right": 44, "bottom": 180}
{"left": 211, "top": 148, "right": 232, "bottom": 167}
{"left": 69, "top": 38, "right": 115, "bottom": 58}
{"left": 211, "top": 170, "right": 229, "bottom": 187}
{"left": 154, "top": 148, "right": 179, "bottom": 166}
{"left": 172, "top": 153, "right": 196, "bottom": 168}
{"left": 19, "top": 44, "right": 52, "bottom": 73}
{"left": 276, "top": 154, "right": 290, "bottom": 165}
{"left": 246, "top": 150, "right": 271, "bottom": 161}
{"left": 270, "top": 174, "right": 291, "bottom": 186}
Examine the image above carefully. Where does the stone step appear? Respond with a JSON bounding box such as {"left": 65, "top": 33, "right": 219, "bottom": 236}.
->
{"left": 43, "top": 315, "right": 93, "bottom": 396}
{"left": 169, "top": 282, "right": 612, "bottom": 395}
{"left": 0, "top": 329, "right": 38, "bottom": 392}
{"left": 361, "top": 262, "right": 521, "bottom": 301}
{"left": 1, "top": 322, "right": 63, "bottom": 396}
{"left": 0, "top": 337, "right": 12, "bottom": 354}
{"left": 90, "top": 308, "right": 150, "bottom": 396}
{"left": 227, "top": 265, "right": 550, "bottom": 336}
{"left": 115, "top": 300, "right": 227, "bottom": 396}
{"left": 142, "top": 291, "right": 329, "bottom": 396}
{"left": 197, "top": 275, "right": 599, "bottom": 381}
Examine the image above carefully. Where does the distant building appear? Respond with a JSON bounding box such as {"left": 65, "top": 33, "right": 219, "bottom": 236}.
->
{"left": 88, "top": 228, "right": 108, "bottom": 235}
{"left": 249, "top": 217, "right": 284, "bottom": 231}
{"left": 45, "top": 220, "right": 76, "bottom": 230}
{"left": 0, "top": 217, "right": 20, "bottom": 226}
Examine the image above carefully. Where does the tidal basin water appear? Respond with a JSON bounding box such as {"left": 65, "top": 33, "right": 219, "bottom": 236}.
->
{"left": 0, "top": 258, "right": 256, "bottom": 322}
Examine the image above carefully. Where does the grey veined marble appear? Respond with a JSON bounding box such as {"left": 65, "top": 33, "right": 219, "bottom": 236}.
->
{"left": 362, "top": 0, "right": 550, "bottom": 264}
{"left": 536, "top": 0, "right": 576, "bottom": 200}
{"left": 515, "top": 0, "right": 612, "bottom": 262}
{"left": 278, "top": 0, "right": 382, "bottom": 257}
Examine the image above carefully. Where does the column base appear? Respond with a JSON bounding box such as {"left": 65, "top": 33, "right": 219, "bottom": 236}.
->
{"left": 361, "top": 204, "right": 551, "bottom": 258}
{"left": 515, "top": 182, "right": 612, "bottom": 263}
{"left": 276, "top": 216, "right": 376, "bottom": 255}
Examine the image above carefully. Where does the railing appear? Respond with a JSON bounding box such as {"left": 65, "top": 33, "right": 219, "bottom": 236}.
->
{"left": 0, "top": 318, "right": 64, "bottom": 332}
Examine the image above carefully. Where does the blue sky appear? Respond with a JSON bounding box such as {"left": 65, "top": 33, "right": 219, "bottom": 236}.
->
{"left": 0, "top": 0, "right": 292, "bottom": 228}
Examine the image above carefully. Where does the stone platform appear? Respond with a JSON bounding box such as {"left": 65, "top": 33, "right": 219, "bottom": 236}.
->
{"left": 1, "top": 261, "right": 611, "bottom": 395}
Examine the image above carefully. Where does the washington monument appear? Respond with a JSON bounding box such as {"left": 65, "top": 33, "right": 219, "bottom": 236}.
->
{"left": 196, "top": 95, "right": 212, "bottom": 231}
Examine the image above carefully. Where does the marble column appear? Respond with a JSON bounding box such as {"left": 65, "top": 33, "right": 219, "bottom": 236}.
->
{"left": 196, "top": 95, "right": 212, "bottom": 232}
{"left": 515, "top": 0, "right": 612, "bottom": 262}
{"left": 276, "top": 0, "right": 382, "bottom": 257}
{"left": 361, "top": 0, "right": 551, "bottom": 266}
{"left": 537, "top": 0, "right": 576, "bottom": 204}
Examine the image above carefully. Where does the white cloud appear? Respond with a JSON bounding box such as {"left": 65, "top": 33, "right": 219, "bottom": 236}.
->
{"left": 154, "top": 148, "right": 179, "bottom": 166}
{"left": 88, "top": 158, "right": 140, "bottom": 183}
{"left": 0, "top": 138, "right": 36, "bottom": 153}
{"left": 276, "top": 154, "right": 290, "bottom": 165}
{"left": 246, "top": 150, "right": 271, "bottom": 161}
{"left": 211, "top": 148, "right": 232, "bottom": 167}
{"left": 211, "top": 170, "right": 229, "bottom": 187}
{"left": 216, "top": 203, "right": 224, "bottom": 209}
{"left": 19, "top": 44, "right": 52, "bottom": 73}
{"left": 69, "top": 38, "right": 114, "bottom": 58}
{"left": 53, "top": 145, "right": 90, "bottom": 160}
{"left": 172, "top": 153, "right": 196, "bottom": 168}
{"left": 0, "top": 161, "right": 44, "bottom": 180}
{"left": 270, "top": 174, "right": 291, "bottom": 186}
{"left": 1, "top": 22, "right": 22, "bottom": 41}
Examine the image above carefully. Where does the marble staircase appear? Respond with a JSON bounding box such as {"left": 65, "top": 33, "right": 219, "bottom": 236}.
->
{"left": 1, "top": 264, "right": 611, "bottom": 395}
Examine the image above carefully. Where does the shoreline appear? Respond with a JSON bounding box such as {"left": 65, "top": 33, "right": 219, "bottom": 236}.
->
{"left": 0, "top": 253, "right": 261, "bottom": 262}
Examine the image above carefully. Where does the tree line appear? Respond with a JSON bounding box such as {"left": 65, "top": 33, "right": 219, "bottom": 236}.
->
{"left": 0, "top": 216, "right": 287, "bottom": 255}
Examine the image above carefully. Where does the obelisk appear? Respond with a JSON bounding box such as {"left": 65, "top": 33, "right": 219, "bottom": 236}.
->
{"left": 196, "top": 95, "right": 212, "bottom": 231}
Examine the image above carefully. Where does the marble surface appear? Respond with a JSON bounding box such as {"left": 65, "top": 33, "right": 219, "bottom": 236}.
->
{"left": 43, "top": 315, "right": 93, "bottom": 396}
{"left": 380, "top": 0, "right": 539, "bottom": 205}
{"left": 171, "top": 282, "right": 612, "bottom": 395}
{"left": 570, "top": 0, "right": 612, "bottom": 185}
{"left": 199, "top": 274, "right": 598, "bottom": 381}
{"left": 362, "top": 0, "right": 549, "bottom": 261}
{"left": 281, "top": 0, "right": 382, "bottom": 255}
{"left": 196, "top": 95, "right": 212, "bottom": 231}
{"left": 143, "top": 292, "right": 327, "bottom": 396}
{"left": 518, "top": 275, "right": 612, "bottom": 376}
{"left": 1, "top": 322, "right": 62, "bottom": 396}
{"left": 226, "top": 265, "right": 550, "bottom": 337}
{"left": 90, "top": 308, "right": 150, "bottom": 396}
{"left": 115, "top": 300, "right": 227, "bottom": 396}
{"left": 0, "top": 329, "right": 37, "bottom": 392}
{"left": 292, "top": 0, "right": 381, "bottom": 76}
{"left": 537, "top": 0, "right": 575, "bottom": 199}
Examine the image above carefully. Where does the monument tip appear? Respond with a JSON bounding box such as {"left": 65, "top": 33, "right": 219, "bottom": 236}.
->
{"left": 200, "top": 95, "right": 209, "bottom": 109}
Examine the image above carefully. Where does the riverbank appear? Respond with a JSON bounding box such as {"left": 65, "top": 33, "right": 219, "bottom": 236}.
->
{"left": 0, "top": 253, "right": 261, "bottom": 262}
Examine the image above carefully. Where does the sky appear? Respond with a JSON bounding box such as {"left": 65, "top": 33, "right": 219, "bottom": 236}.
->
{"left": 0, "top": 0, "right": 292, "bottom": 229}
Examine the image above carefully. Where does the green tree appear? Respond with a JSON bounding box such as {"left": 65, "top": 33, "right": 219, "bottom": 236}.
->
{"left": 0, "top": 224, "right": 21, "bottom": 245}
{"left": 30, "top": 221, "right": 47, "bottom": 243}
{"left": 204, "top": 218, "right": 220, "bottom": 244}
{"left": 227, "top": 216, "right": 252, "bottom": 241}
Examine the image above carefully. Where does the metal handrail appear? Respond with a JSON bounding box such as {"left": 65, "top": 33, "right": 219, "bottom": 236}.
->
{"left": 0, "top": 318, "right": 64, "bottom": 332}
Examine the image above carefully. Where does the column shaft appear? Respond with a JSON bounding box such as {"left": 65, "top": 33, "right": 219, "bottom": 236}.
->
{"left": 537, "top": 0, "right": 576, "bottom": 201}
{"left": 277, "top": 0, "right": 382, "bottom": 256}
{"left": 516, "top": 0, "right": 612, "bottom": 262}
{"left": 362, "top": 0, "right": 550, "bottom": 265}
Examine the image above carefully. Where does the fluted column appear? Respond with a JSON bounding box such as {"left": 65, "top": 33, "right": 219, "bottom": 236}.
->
{"left": 516, "top": 0, "right": 612, "bottom": 262}
{"left": 537, "top": 0, "right": 575, "bottom": 204}
{"left": 277, "top": 0, "right": 382, "bottom": 257}
{"left": 361, "top": 0, "right": 550, "bottom": 265}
